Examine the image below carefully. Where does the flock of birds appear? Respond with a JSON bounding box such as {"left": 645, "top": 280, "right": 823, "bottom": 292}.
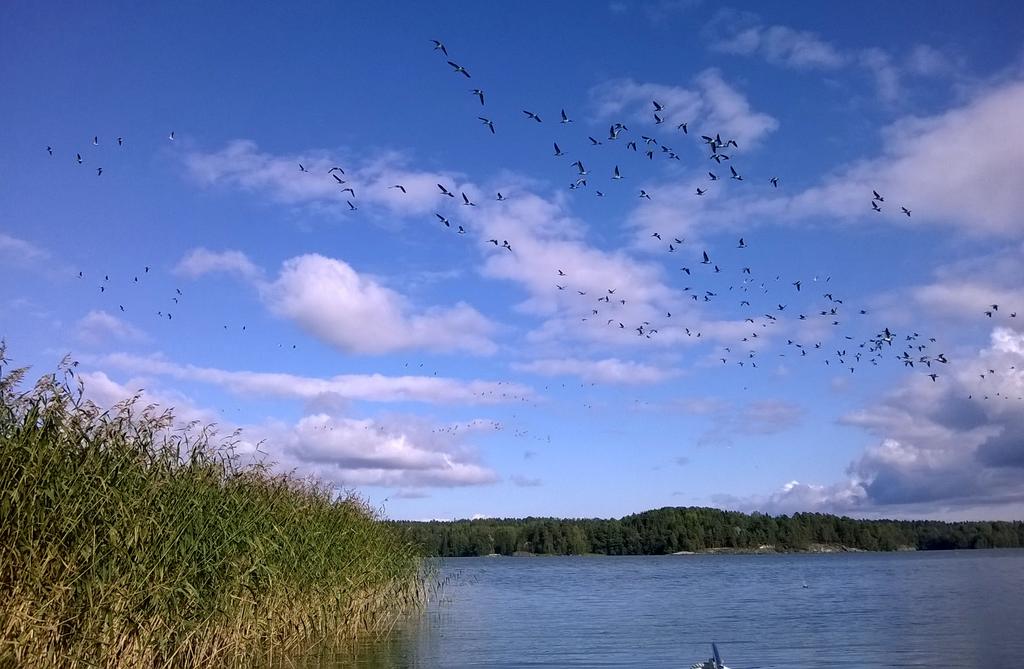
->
{"left": 45, "top": 38, "right": 1023, "bottom": 411}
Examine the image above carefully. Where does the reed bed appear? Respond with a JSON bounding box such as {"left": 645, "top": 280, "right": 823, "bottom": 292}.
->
{"left": 0, "top": 346, "right": 426, "bottom": 668}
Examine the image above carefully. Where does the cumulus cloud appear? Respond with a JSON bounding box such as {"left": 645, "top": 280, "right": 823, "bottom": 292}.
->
{"left": 469, "top": 190, "right": 758, "bottom": 352}
{"left": 94, "top": 352, "right": 533, "bottom": 405}
{"left": 75, "top": 310, "right": 147, "bottom": 346}
{"left": 513, "top": 357, "right": 678, "bottom": 385}
{"left": 76, "top": 370, "right": 499, "bottom": 489}
{"left": 262, "top": 254, "right": 496, "bottom": 355}
{"left": 273, "top": 414, "right": 497, "bottom": 488}
{"left": 679, "top": 79, "right": 1024, "bottom": 237}
{"left": 590, "top": 69, "right": 779, "bottom": 147}
{"left": 179, "top": 143, "right": 766, "bottom": 357}
{"left": 756, "top": 327, "right": 1024, "bottom": 516}
{"left": 176, "top": 248, "right": 498, "bottom": 356}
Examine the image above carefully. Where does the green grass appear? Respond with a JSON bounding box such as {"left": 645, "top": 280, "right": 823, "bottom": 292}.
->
{"left": 0, "top": 346, "right": 426, "bottom": 668}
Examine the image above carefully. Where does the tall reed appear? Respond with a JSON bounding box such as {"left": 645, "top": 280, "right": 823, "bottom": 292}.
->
{"left": 0, "top": 346, "right": 425, "bottom": 668}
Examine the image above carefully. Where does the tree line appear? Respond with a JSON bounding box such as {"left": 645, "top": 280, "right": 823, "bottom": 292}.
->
{"left": 393, "top": 507, "right": 1024, "bottom": 557}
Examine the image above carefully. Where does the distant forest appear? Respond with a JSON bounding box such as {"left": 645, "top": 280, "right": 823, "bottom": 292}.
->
{"left": 394, "top": 507, "right": 1024, "bottom": 557}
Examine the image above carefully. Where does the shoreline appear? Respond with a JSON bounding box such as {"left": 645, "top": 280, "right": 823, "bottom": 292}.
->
{"left": 446, "top": 544, "right": 997, "bottom": 558}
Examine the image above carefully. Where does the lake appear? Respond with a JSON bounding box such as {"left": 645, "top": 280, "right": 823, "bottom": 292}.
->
{"left": 316, "top": 550, "right": 1024, "bottom": 667}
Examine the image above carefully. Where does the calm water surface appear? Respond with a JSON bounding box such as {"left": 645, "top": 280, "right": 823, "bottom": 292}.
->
{"left": 318, "top": 550, "right": 1024, "bottom": 667}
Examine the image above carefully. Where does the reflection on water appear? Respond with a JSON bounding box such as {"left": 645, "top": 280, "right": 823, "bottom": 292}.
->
{"left": 299, "top": 550, "right": 1024, "bottom": 668}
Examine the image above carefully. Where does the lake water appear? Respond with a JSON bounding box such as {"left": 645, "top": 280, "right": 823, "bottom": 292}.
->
{"left": 317, "top": 550, "right": 1024, "bottom": 667}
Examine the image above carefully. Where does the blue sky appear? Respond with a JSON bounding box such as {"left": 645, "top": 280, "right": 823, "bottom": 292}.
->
{"left": 2, "top": 1, "right": 1024, "bottom": 521}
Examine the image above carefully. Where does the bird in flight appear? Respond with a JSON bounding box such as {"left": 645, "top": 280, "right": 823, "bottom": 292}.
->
{"left": 431, "top": 40, "right": 448, "bottom": 56}
{"left": 461, "top": 192, "right": 476, "bottom": 206}
{"left": 553, "top": 142, "right": 565, "bottom": 157}
{"left": 701, "top": 251, "right": 711, "bottom": 264}
{"left": 438, "top": 183, "right": 455, "bottom": 197}
{"left": 872, "top": 201, "right": 882, "bottom": 212}
{"left": 901, "top": 207, "right": 911, "bottom": 217}
{"left": 612, "top": 165, "right": 623, "bottom": 180}
{"left": 76, "top": 153, "right": 83, "bottom": 164}
{"left": 708, "top": 171, "right": 718, "bottom": 181}
{"left": 696, "top": 187, "right": 706, "bottom": 196}
{"left": 678, "top": 122, "right": 688, "bottom": 134}
{"left": 653, "top": 100, "right": 665, "bottom": 112}
{"left": 872, "top": 190, "right": 884, "bottom": 202}
{"left": 436, "top": 213, "right": 451, "bottom": 227}
{"left": 390, "top": 184, "right": 407, "bottom": 193}
{"left": 478, "top": 117, "right": 495, "bottom": 134}
{"left": 347, "top": 200, "right": 357, "bottom": 211}
{"left": 168, "top": 131, "right": 175, "bottom": 141}
{"left": 770, "top": 177, "right": 779, "bottom": 188}
{"left": 47, "top": 146, "right": 53, "bottom": 155}
{"left": 496, "top": 192, "right": 506, "bottom": 201}
{"left": 560, "top": 109, "right": 573, "bottom": 124}
{"left": 730, "top": 166, "right": 743, "bottom": 181}
{"left": 639, "top": 190, "right": 651, "bottom": 199}
{"left": 738, "top": 238, "right": 747, "bottom": 248}
{"left": 522, "top": 110, "right": 542, "bottom": 122}
{"left": 471, "top": 89, "right": 485, "bottom": 105}
{"left": 328, "top": 166, "right": 345, "bottom": 175}
{"left": 447, "top": 61, "right": 470, "bottom": 77}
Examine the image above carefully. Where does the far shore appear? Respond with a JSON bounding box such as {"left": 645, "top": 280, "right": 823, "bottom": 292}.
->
{"left": 464, "top": 543, "right": 925, "bottom": 558}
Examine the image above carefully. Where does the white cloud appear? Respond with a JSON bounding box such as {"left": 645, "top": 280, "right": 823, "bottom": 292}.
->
{"left": 590, "top": 68, "right": 779, "bottom": 147}
{"left": 705, "top": 13, "right": 958, "bottom": 103}
{"left": 714, "top": 24, "right": 846, "bottom": 69}
{"left": 754, "top": 327, "right": 1024, "bottom": 515}
{"left": 469, "top": 191, "right": 757, "bottom": 353}
{"left": 514, "top": 357, "right": 677, "bottom": 385}
{"left": 94, "top": 352, "right": 532, "bottom": 405}
{"left": 858, "top": 48, "right": 902, "bottom": 103}
{"left": 76, "top": 370, "right": 499, "bottom": 489}
{"left": 75, "top": 310, "right": 147, "bottom": 346}
{"left": 0, "top": 233, "right": 49, "bottom": 265}
{"left": 185, "top": 140, "right": 461, "bottom": 218}
{"left": 179, "top": 144, "right": 768, "bottom": 358}
{"left": 262, "top": 254, "right": 497, "bottom": 355}
{"left": 174, "top": 248, "right": 262, "bottom": 281}
{"left": 176, "top": 248, "right": 498, "bottom": 356}
{"left": 275, "top": 414, "right": 497, "bottom": 488}
{"left": 689, "top": 79, "right": 1024, "bottom": 236}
